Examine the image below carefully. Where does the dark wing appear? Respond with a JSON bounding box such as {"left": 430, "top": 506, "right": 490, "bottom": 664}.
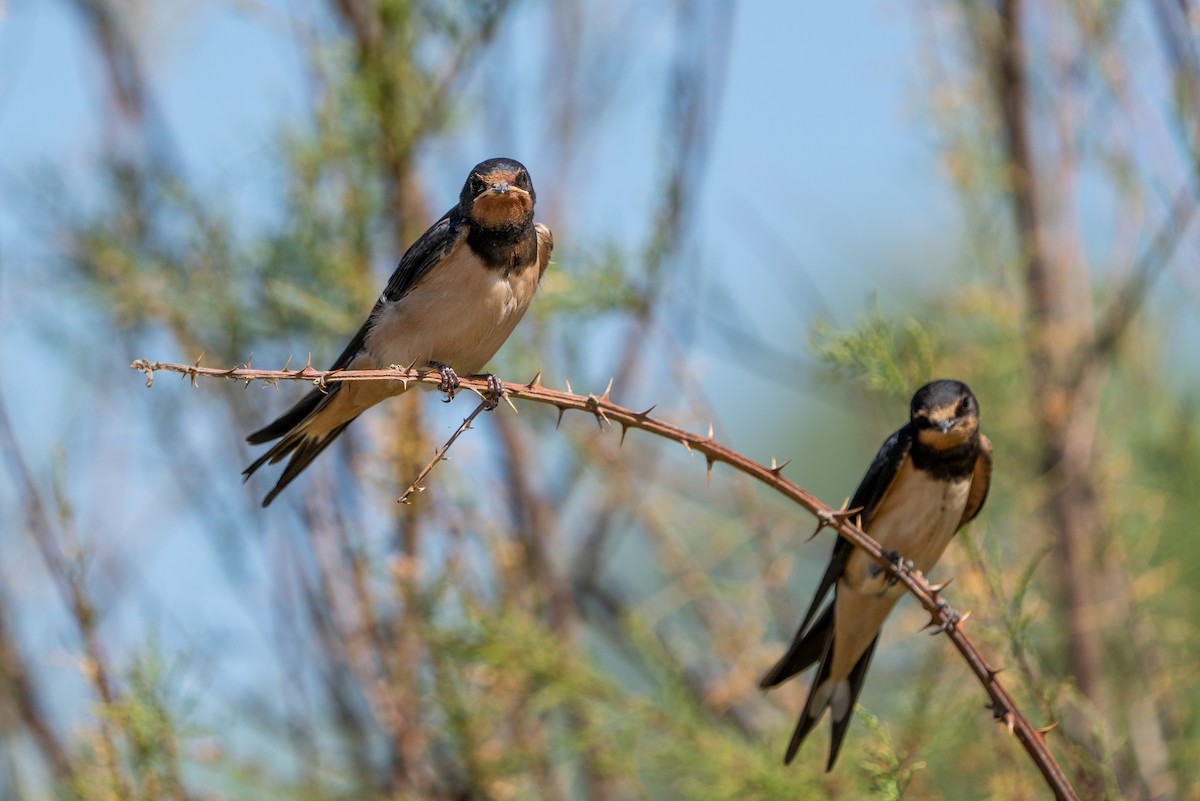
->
{"left": 959, "top": 433, "right": 993, "bottom": 528}
{"left": 326, "top": 207, "right": 469, "bottom": 372}
{"left": 819, "top": 635, "right": 879, "bottom": 770}
{"left": 777, "top": 617, "right": 834, "bottom": 756}
{"left": 246, "top": 420, "right": 355, "bottom": 506}
{"left": 759, "top": 425, "right": 913, "bottom": 690}
{"left": 779, "top": 629, "right": 879, "bottom": 770}
{"left": 759, "top": 604, "right": 832, "bottom": 689}
{"left": 535, "top": 223, "right": 553, "bottom": 279}
{"left": 848, "top": 424, "right": 915, "bottom": 528}
{"left": 380, "top": 208, "right": 469, "bottom": 304}
{"left": 245, "top": 390, "right": 326, "bottom": 445}
{"left": 796, "top": 425, "right": 914, "bottom": 633}
{"left": 246, "top": 207, "right": 467, "bottom": 448}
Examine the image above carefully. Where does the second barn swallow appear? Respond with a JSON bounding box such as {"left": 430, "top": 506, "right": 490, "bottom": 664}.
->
{"left": 760, "top": 379, "right": 992, "bottom": 769}
{"left": 243, "top": 157, "right": 553, "bottom": 506}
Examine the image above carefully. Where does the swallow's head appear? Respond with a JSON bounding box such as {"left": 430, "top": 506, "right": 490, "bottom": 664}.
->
{"left": 910, "top": 379, "right": 980, "bottom": 449}
{"left": 461, "top": 158, "right": 536, "bottom": 231}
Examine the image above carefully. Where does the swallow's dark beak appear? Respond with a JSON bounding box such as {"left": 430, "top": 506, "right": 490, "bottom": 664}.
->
{"left": 935, "top": 419, "right": 954, "bottom": 433}
{"left": 489, "top": 181, "right": 511, "bottom": 194}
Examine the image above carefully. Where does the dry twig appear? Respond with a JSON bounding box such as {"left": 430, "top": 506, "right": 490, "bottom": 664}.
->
{"left": 398, "top": 400, "right": 490, "bottom": 505}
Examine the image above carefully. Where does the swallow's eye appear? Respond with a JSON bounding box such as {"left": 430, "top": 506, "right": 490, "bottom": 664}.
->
{"left": 470, "top": 175, "right": 486, "bottom": 195}
{"left": 515, "top": 168, "right": 530, "bottom": 188}
{"left": 957, "top": 398, "right": 971, "bottom": 417}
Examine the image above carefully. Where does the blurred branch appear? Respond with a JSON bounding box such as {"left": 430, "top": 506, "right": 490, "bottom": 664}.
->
{"left": 491, "top": 415, "right": 585, "bottom": 801}
{"left": 1083, "top": 186, "right": 1197, "bottom": 380}
{"left": 130, "top": 357, "right": 1082, "bottom": 801}
{"left": 993, "top": 1, "right": 1111, "bottom": 762}
{"left": 1150, "top": 0, "right": 1200, "bottom": 146}
{"left": 65, "top": 0, "right": 179, "bottom": 164}
{"left": 67, "top": 0, "right": 145, "bottom": 122}
{"left": 0, "top": 395, "right": 128, "bottom": 797}
{"left": 0, "top": 596, "right": 76, "bottom": 788}
{"left": 0, "top": 399, "right": 77, "bottom": 787}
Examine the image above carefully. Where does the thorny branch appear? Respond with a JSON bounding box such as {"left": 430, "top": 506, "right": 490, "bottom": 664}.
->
{"left": 130, "top": 358, "right": 1082, "bottom": 801}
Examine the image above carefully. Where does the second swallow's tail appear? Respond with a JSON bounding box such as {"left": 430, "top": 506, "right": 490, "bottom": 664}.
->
{"left": 760, "top": 605, "right": 879, "bottom": 770}
{"left": 244, "top": 387, "right": 358, "bottom": 507}
{"left": 760, "top": 604, "right": 835, "bottom": 689}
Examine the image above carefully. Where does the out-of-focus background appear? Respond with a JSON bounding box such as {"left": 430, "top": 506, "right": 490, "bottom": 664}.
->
{"left": 2, "top": 1, "right": 1198, "bottom": 799}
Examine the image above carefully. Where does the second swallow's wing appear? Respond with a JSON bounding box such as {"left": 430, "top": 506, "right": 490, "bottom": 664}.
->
{"left": 760, "top": 425, "right": 913, "bottom": 689}
{"left": 245, "top": 209, "right": 467, "bottom": 450}
{"left": 959, "top": 433, "right": 992, "bottom": 527}
{"left": 800, "top": 425, "right": 914, "bottom": 631}
{"left": 535, "top": 223, "right": 553, "bottom": 278}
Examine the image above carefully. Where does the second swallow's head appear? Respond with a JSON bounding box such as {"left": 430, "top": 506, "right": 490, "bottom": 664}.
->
{"left": 460, "top": 157, "right": 536, "bottom": 231}
{"left": 910, "top": 379, "right": 980, "bottom": 449}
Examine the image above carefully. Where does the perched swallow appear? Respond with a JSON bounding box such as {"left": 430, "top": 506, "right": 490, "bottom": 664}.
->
{"left": 244, "top": 157, "right": 553, "bottom": 506}
{"left": 761, "top": 379, "right": 992, "bottom": 769}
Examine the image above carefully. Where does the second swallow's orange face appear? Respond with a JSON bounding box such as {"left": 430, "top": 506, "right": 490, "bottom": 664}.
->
{"left": 912, "top": 389, "right": 979, "bottom": 450}
{"left": 465, "top": 164, "right": 535, "bottom": 229}
{"left": 915, "top": 409, "right": 979, "bottom": 449}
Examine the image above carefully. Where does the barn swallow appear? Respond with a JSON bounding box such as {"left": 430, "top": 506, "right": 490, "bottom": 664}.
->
{"left": 243, "top": 157, "right": 553, "bottom": 506}
{"left": 760, "top": 379, "right": 992, "bottom": 769}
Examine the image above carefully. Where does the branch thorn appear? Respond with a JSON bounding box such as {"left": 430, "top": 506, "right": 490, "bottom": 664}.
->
{"left": 929, "top": 577, "right": 955, "bottom": 595}
{"left": 635, "top": 404, "right": 657, "bottom": 420}
{"left": 806, "top": 518, "right": 827, "bottom": 542}
{"left": 586, "top": 394, "right": 610, "bottom": 429}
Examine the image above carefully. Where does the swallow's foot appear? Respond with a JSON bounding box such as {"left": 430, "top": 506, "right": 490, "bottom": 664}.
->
{"left": 931, "top": 599, "right": 962, "bottom": 634}
{"left": 432, "top": 362, "right": 460, "bottom": 401}
{"left": 472, "top": 373, "right": 504, "bottom": 411}
{"left": 883, "top": 550, "right": 915, "bottom": 586}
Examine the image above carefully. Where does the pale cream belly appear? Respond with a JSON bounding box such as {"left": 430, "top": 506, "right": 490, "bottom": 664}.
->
{"left": 845, "top": 462, "right": 971, "bottom": 596}
{"left": 829, "top": 462, "right": 972, "bottom": 682}
{"left": 364, "top": 247, "right": 539, "bottom": 376}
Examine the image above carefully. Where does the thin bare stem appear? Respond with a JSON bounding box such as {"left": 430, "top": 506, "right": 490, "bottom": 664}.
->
{"left": 398, "top": 399, "right": 490, "bottom": 504}
{"left": 130, "top": 358, "right": 1082, "bottom": 801}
